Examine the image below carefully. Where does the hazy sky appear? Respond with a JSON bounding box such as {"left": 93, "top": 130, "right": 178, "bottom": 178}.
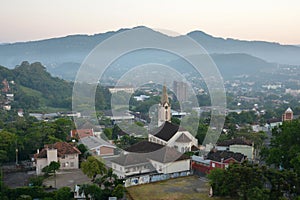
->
{"left": 1, "top": 0, "right": 300, "bottom": 44}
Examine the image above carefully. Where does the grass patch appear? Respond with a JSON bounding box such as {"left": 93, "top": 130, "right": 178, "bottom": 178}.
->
{"left": 126, "top": 176, "right": 227, "bottom": 200}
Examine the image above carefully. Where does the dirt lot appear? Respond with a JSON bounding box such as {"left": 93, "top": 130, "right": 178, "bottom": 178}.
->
{"left": 43, "top": 169, "right": 91, "bottom": 189}
{"left": 126, "top": 176, "right": 226, "bottom": 200}
{"left": 3, "top": 171, "right": 35, "bottom": 188}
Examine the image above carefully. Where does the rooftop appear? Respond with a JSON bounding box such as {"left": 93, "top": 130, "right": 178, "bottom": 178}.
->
{"left": 79, "top": 136, "right": 115, "bottom": 149}
{"left": 125, "top": 140, "right": 164, "bottom": 153}
{"left": 175, "top": 133, "right": 192, "bottom": 143}
{"left": 36, "top": 142, "right": 81, "bottom": 159}
{"left": 150, "top": 121, "right": 186, "bottom": 142}
{"left": 217, "top": 137, "right": 253, "bottom": 147}
{"left": 207, "top": 150, "right": 245, "bottom": 163}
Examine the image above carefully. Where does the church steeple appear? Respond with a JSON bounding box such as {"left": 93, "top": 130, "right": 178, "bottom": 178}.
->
{"left": 158, "top": 84, "right": 171, "bottom": 126}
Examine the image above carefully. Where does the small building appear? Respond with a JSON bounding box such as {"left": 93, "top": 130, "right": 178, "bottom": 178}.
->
{"left": 108, "top": 86, "right": 134, "bottom": 94}
{"left": 78, "top": 136, "right": 116, "bottom": 156}
{"left": 216, "top": 138, "right": 254, "bottom": 161}
{"left": 191, "top": 150, "right": 246, "bottom": 174}
{"left": 282, "top": 107, "right": 293, "bottom": 121}
{"left": 34, "top": 142, "right": 81, "bottom": 175}
{"left": 266, "top": 118, "right": 282, "bottom": 130}
{"left": 70, "top": 129, "right": 94, "bottom": 140}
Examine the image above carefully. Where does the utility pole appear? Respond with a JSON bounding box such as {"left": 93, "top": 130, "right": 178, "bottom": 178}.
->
{"left": 15, "top": 148, "right": 18, "bottom": 165}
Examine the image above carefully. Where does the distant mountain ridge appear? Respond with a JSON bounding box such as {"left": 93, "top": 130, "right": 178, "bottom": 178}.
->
{"left": 0, "top": 26, "right": 299, "bottom": 80}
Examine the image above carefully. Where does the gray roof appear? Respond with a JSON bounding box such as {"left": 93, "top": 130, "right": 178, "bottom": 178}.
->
{"left": 111, "top": 153, "right": 149, "bottom": 166}
{"left": 79, "top": 136, "right": 115, "bottom": 150}
{"left": 175, "top": 133, "right": 192, "bottom": 143}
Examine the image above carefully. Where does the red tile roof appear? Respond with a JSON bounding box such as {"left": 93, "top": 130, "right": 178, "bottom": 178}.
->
{"left": 36, "top": 142, "right": 81, "bottom": 159}
{"left": 70, "top": 129, "right": 94, "bottom": 139}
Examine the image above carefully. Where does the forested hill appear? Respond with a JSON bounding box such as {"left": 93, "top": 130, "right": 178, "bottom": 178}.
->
{"left": 0, "top": 61, "right": 110, "bottom": 111}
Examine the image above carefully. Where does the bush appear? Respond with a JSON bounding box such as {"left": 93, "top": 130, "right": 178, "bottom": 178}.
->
{"left": 29, "top": 176, "right": 44, "bottom": 186}
{"left": 55, "top": 187, "right": 72, "bottom": 200}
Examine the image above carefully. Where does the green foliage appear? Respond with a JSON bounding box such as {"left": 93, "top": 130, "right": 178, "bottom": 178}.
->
{"left": 77, "top": 144, "right": 88, "bottom": 158}
{"left": 79, "top": 184, "right": 103, "bottom": 200}
{"left": 1, "top": 118, "right": 74, "bottom": 161}
{"left": 0, "top": 62, "right": 111, "bottom": 110}
{"left": 208, "top": 162, "right": 300, "bottom": 199}
{"left": 29, "top": 176, "right": 44, "bottom": 187}
{"left": 0, "top": 130, "right": 17, "bottom": 163}
{"left": 42, "top": 161, "right": 60, "bottom": 175}
{"left": 16, "top": 195, "right": 32, "bottom": 200}
{"left": 171, "top": 117, "right": 181, "bottom": 125}
{"left": 103, "top": 128, "right": 113, "bottom": 140}
{"left": 114, "top": 135, "right": 145, "bottom": 150}
{"left": 80, "top": 168, "right": 124, "bottom": 199}
{"left": 5, "top": 187, "right": 55, "bottom": 200}
{"left": 55, "top": 187, "right": 72, "bottom": 200}
{"left": 266, "top": 119, "right": 300, "bottom": 174}
{"left": 112, "top": 184, "right": 125, "bottom": 198}
{"left": 81, "top": 156, "right": 107, "bottom": 181}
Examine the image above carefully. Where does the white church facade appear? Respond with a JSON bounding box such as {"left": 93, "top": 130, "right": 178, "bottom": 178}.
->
{"left": 149, "top": 85, "right": 198, "bottom": 153}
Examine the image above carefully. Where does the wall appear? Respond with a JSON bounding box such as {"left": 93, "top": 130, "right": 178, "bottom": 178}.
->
{"left": 149, "top": 159, "right": 190, "bottom": 174}
{"left": 36, "top": 158, "right": 47, "bottom": 175}
{"left": 100, "top": 146, "right": 114, "bottom": 156}
{"left": 59, "top": 153, "right": 79, "bottom": 169}
{"left": 230, "top": 145, "right": 254, "bottom": 160}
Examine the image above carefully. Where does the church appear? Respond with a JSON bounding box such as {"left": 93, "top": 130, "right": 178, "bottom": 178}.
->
{"left": 148, "top": 85, "right": 198, "bottom": 153}
{"left": 110, "top": 85, "right": 198, "bottom": 180}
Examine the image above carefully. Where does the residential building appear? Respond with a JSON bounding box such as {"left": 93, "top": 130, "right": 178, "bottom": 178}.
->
{"left": 34, "top": 142, "right": 81, "bottom": 175}
{"left": 282, "top": 107, "right": 293, "bottom": 121}
{"left": 78, "top": 136, "right": 115, "bottom": 156}
{"left": 108, "top": 86, "right": 134, "bottom": 94}
{"left": 191, "top": 150, "right": 246, "bottom": 174}
{"left": 216, "top": 138, "right": 254, "bottom": 161}
{"left": 111, "top": 141, "right": 190, "bottom": 179}
{"left": 70, "top": 129, "right": 94, "bottom": 140}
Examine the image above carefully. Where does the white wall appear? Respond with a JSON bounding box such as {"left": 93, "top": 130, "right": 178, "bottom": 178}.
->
{"left": 230, "top": 145, "right": 254, "bottom": 160}
{"left": 149, "top": 159, "right": 190, "bottom": 174}
{"left": 36, "top": 158, "right": 47, "bottom": 175}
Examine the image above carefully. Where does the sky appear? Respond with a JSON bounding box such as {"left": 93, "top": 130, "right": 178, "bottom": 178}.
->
{"left": 1, "top": 0, "right": 300, "bottom": 44}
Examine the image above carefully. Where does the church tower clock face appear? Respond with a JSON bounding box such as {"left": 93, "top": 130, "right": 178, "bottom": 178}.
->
{"left": 165, "top": 106, "right": 168, "bottom": 109}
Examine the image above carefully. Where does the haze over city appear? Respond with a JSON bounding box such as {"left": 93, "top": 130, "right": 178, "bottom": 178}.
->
{"left": 1, "top": 0, "right": 300, "bottom": 44}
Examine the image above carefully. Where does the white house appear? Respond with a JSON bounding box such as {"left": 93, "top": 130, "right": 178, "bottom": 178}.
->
{"left": 34, "top": 142, "right": 81, "bottom": 175}
{"left": 111, "top": 141, "right": 190, "bottom": 179}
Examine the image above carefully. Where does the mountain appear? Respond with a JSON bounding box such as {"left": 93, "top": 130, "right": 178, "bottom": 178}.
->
{"left": 0, "top": 62, "right": 110, "bottom": 111}
{"left": 186, "top": 31, "right": 300, "bottom": 65}
{"left": 0, "top": 26, "right": 299, "bottom": 80}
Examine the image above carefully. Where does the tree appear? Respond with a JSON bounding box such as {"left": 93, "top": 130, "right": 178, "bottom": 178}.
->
{"left": 112, "top": 184, "right": 125, "bottom": 199}
{"left": 55, "top": 187, "right": 72, "bottom": 200}
{"left": 0, "top": 130, "right": 17, "bottom": 163}
{"left": 42, "top": 161, "right": 60, "bottom": 175}
{"left": 103, "top": 128, "right": 112, "bottom": 140}
{"left": 77, "top": 144, "right": 89, "bottom": 159}
{"left": 79, "top": 184, "right": 103, "bottom": 200}
{"left": 81, "top": 156, "right": 107, "bottom": 181}
{"left": 42, "top": 161, "right": 60, "bottom": 188}
{"left": 266, "top": 120, "right": 300, "bottom": 172}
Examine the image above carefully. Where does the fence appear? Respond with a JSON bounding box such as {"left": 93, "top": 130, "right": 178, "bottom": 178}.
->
{"left": 124, "top": 170, "right": 191, "bottom": 187}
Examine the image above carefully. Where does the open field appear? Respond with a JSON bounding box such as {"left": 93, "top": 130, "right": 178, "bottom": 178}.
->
{"left": 126, "top": 176, "right": 227, "bottom": 200}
